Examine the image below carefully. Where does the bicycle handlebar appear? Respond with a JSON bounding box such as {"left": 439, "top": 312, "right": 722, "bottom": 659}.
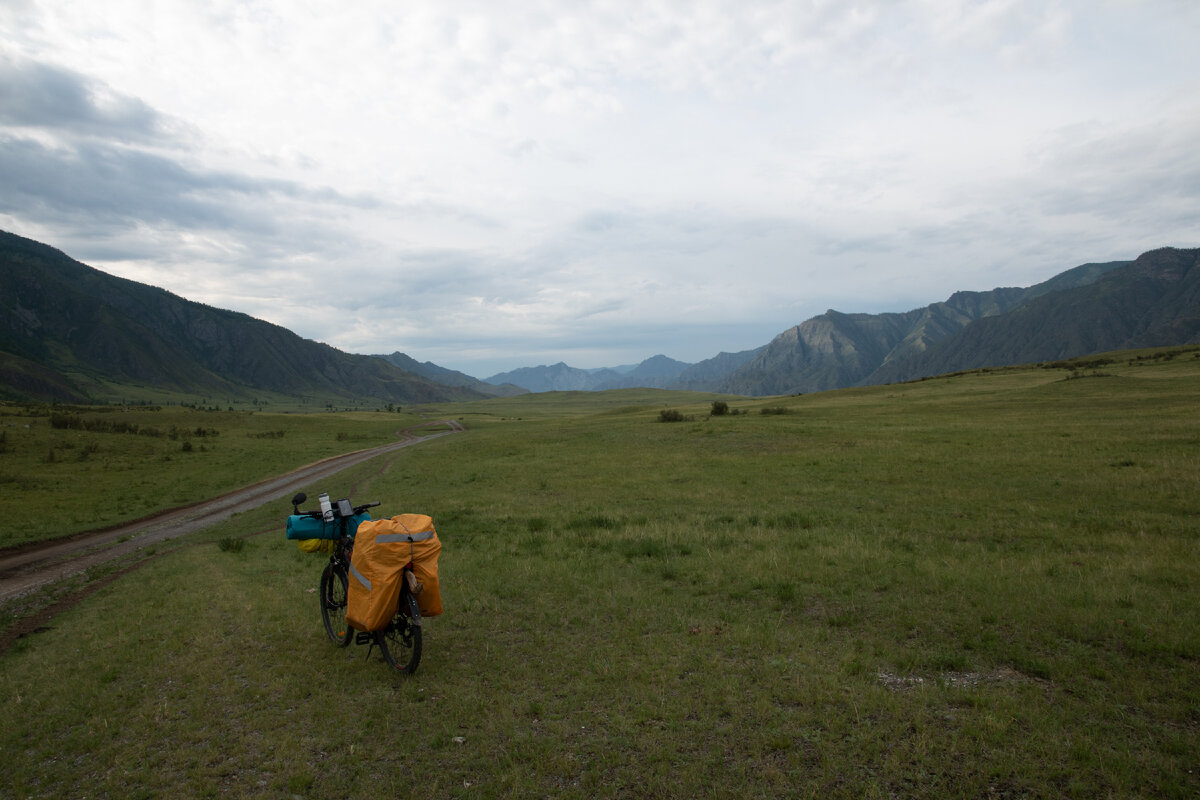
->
{"left": 290, "top": 491, "right": 380, "bottom": 519}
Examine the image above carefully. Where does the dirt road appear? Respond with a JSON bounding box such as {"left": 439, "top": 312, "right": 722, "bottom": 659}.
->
{"left": 0, "top": 420, "right": 464, "bottom": 606}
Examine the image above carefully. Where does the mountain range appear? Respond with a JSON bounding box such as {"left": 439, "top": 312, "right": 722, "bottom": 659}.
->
{"left": 372, "top": 351, "right": 526, "bottom": 398}
{"left": 2, "top": 228, "right": 1197, "bottom": 403}
{"left": 485, "top": 248, "right": 1199, "bottom": 395}
{"left": 485, "top": 354, "right": 702, "bottom": 393}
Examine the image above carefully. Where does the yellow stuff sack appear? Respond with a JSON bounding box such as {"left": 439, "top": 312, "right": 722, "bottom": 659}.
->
{"left": 346, "top": 514, "right": 442, "bottom": 632}
{"left": 296, "top": 538, "right": 334, "bottom": 554}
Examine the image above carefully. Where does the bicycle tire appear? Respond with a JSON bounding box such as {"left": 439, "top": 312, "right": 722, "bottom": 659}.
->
{"left": 378, "top": 590, "right": 422, "bottom": 674}
{"left": 319, "top": 563, "right": 352, "bottom": 647}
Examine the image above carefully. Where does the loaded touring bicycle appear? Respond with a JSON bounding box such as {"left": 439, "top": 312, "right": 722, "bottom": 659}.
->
{"left": 286, "top": 492, "right": 442, "bottom": 674}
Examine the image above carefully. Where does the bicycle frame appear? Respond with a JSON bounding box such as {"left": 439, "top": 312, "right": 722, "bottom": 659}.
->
{"left": 296, "top": 491, "right": 423, "bottom": 673}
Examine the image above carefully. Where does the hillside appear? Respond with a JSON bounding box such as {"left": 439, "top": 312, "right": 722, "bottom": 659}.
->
{"left": 865, "top": 247, "right": 1200, "bottom": 384}
{"left": 716, "top": 258, "right": 1135, "bottom": 395}
{"left": 0, "top": 230, "right": 484, "bottom": 404}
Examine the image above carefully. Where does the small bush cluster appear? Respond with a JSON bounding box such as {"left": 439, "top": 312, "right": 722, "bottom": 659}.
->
{"left": 760, "top": 407, "right": 791, "bottom": 415}
{"left": 708, "top": 400, "right": 747, "bottom": 416}
{"left": 168, "top": 426, "right": 218, "bottom": 441}
{"left": 1041, "top": 357, "right": 1116, "bottom": 371}
{"left": 658, "top": 409, "right": 693, "bottom": 423}
{"left": 50, "top": 413, "right": 143, "bottom": 435}
{"left": 47, "top": 414, "right": 220, "bottom": 441}
{"left": 1063, "top": 370, "right": 1115, "bottom": 381}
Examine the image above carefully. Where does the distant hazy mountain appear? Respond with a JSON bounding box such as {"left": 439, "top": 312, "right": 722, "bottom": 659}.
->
{"left": 669, "top": 347, "right": 766, "bottom": 390}
{"left": 0, "top": 230, "right": 486, "bottom": 404}
{"left": 596, "top": 354, "right": 691, "bottom": 389}
{"left": 486, "top": 354, "right": 694, "bottom": 393}
{"left": 373, "top": 351, "right": 528, "bottom": 397}
{"left": 485, "top": 362, "right": 625, "bottom": 393}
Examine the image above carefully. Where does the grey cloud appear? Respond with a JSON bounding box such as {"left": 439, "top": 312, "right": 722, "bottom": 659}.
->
{"left": 1030, "top": 112, "right": 1200, "bottom": 221}
{"left": 395, "top": 199, "right": 502, "bottom": 230}
{"left": 565, "top": 297, "right": 627, "bottom": 322}
{"left": 557, "top": 206, "right": 820, "bottom": 270}
{"left": 506, "top": 138, "right": 539, "bottom": 159}
{"left": 369, "top": 247, "right": 509, "bottom": 291}
{"left": 814, "top": 233, "right": 899, "bottom": 257}
{"left": 566, "top": 208, "right": 719, "bottom": 252}
{"left": 0, "top": 53, "right": 385, "bottom": 257}
{"left": 575, "top": 210, "right": 621, "bottom": 232}
{"left": 0, "top": 135, "right": 279, "bottom": 232}
{"left": 0, "top": 134, "right": 384, "bottom": 242}
{"left": 0, "top": 56, "right": 169, "bottom": 142}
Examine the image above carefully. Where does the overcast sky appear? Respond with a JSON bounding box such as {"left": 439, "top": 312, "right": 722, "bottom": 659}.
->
{"left": 2, "top": 1, "right": 1198, "bottom": 378}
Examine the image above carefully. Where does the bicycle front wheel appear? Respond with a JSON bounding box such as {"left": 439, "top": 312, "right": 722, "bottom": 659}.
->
{"left": 378, "top": 592, "right": 422, "bottom": 673}
{"left": 319, "top": 563, "right": 352, "bottom": 647}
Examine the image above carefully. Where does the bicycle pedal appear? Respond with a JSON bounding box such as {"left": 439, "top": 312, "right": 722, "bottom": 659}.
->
{"left": 355, "top": 631, "right": 374, "bottom": 646}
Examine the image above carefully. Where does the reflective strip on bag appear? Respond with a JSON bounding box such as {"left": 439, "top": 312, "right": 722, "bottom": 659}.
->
{"left": 350, "top": 562, "right": 372, "bottom": 591}
{"left": 377, "top": 531, "right": 435, "bottom": 543}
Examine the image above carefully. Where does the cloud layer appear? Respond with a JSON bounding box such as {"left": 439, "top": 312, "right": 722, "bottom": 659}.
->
{"left": 2, "top": 1, "right": 1198, "bottom": 377}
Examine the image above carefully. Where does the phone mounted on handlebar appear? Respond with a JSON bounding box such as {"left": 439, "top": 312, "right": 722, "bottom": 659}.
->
{"left": 290, "top": 491, "right": 380, "bottom": 519}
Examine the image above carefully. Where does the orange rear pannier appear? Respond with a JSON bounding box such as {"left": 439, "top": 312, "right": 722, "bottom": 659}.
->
{"left": 346, "top": 514, "right": 442, "bottom": 632}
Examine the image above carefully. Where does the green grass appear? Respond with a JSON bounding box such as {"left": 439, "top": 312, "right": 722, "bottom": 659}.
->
{"left": 0, "top": 405, "right": 424, "bottom": 547}
{"left": 2, "top": 348, "right": 1199, "bottom": 798}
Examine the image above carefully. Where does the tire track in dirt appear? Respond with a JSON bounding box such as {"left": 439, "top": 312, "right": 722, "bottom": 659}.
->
{"left": 0, "top": 420, "right": 464, "bottom": 607}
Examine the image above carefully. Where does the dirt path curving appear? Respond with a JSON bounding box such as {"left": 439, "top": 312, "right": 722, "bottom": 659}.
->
{"left": 0, "top": 419, "right": 464, "bottom": 607}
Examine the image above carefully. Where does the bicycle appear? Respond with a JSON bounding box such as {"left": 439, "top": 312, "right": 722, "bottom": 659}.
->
{"left": 289, "top": 491, "right": 424, "bottom": 674}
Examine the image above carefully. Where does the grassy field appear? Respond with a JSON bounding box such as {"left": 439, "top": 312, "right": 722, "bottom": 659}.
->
{"left": 0, "top": 404, "right": 425, "bottom": 547}
{"left": 1, "top": 348, "right": 1198, "bottom": 798}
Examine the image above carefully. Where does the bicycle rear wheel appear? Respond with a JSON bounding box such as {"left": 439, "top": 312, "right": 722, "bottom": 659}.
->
{"left": 319, "top": 563, "right": 352, "bottom": 647}
{"left": 378, "top": 591, "right": 422, "bottom": 673}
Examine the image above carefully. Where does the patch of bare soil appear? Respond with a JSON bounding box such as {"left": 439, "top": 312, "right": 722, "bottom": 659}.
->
{"left": 876, "top": 666, "right": 1045, "bottom": 691}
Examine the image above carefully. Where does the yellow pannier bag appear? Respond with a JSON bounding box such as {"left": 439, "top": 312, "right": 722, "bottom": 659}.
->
{"left": 296, "top": 538, "right": 334, "bottom": 554}
{"left": 346, "top": 514, "right": 442, "bottom": 632}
